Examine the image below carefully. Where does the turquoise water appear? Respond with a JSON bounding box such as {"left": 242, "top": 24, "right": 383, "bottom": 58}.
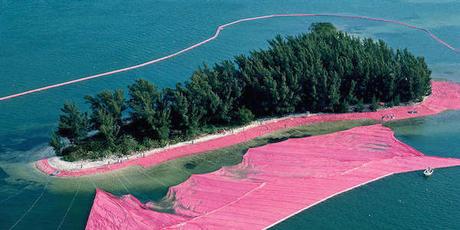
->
{"left": 1, "top": 0, "right": 460, "bottom": 229}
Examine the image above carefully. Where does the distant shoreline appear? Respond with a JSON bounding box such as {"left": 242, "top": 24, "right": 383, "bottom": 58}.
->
{"left": 36, "top": 81, "right": 460, "bottom": 177}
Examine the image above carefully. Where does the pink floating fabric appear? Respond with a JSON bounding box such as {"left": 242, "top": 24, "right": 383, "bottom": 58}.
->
{"left": 85, "top": 124, "right": 460, "bottom": 230}
{"left": 86, "top": 189, "right": 188, "bottom": 230}
{"left": 37, "top": 81, "right": 460, "bottom": 177}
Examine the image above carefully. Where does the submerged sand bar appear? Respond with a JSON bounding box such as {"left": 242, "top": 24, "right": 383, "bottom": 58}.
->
{"left": 85, "top": 124, "right": 460, "bottom": 229}
{"left": 37, "top": 81, "right": 460, "bottom": 177}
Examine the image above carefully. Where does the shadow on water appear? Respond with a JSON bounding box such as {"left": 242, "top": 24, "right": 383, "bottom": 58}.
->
{"left": 0, "top": 167, "right": 8, "bottom": 180}
{"left": 1, "top": 136, "right": 50, "bottom": 152}
{"left": 0, "top": 126, "right": 54, "bottom": 164}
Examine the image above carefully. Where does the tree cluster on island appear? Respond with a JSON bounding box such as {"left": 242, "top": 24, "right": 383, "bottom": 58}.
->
{"left": 50, "top": 23, "right": 432, "bottom": 161}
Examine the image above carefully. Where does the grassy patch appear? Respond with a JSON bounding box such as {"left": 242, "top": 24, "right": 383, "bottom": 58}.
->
{"left": 153, "top": 119, "right": 377, "bottom": 183}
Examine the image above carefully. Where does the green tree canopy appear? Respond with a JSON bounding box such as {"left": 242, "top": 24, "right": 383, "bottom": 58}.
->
{"left": 52, "top": 23, "right": 432, "bottom": 160}
{"left": 57, "top": 102, "right": 89, "bottom": 145}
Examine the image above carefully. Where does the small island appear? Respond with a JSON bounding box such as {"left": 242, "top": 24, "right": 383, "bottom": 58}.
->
{"left": 49, "top": 23, "right": 432, "bottom": 161}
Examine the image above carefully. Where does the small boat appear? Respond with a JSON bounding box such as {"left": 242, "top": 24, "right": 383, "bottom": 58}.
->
{"left": 423, "top": 167, "right": 434, "bottom": 177}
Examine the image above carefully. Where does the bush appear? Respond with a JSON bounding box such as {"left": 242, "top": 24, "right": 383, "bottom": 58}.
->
{"left": 63, "top": 147, "right": 87, "bottom": 162}
{"left": 85, "top": 141, "right": 106, "bottom": 153}
{"left": 118, "top": 135, "right": 139, "bottom": 156}
{"left": 386, "top": 100, "right": 394, "bottom": 108}
{"left": 141, "top": 138, "right": 161, "bottom": 149}
{"left": 369, "top": 96, "right": 379, "bottom": 112}
{"left": 336, "top": 100, "right": 350, "bottom": 113}
{"left": 355, "top": 99, "right": 365, "bottom": 112}
{"left": 236, "top": 107, "right": 255, "bottom": 125}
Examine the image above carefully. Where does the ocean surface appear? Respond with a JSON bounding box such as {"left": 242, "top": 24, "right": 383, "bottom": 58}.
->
{"left": 1, "top": 0, "right": 460, "bottom": 229}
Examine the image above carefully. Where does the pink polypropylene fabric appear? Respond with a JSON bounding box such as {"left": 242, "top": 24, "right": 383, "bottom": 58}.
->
{"left": 85, "top": 124, "right": 460, "bottom": 230}
{"left": 36, "top": 81, "right": 460, "bottom": 177}
{"left": 1, "top": 13, "right": 458, "bottom": 101}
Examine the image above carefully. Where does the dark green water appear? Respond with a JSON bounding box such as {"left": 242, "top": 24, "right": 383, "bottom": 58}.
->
{"left": 1, "top": 0, "right": 460, "bottom": 229}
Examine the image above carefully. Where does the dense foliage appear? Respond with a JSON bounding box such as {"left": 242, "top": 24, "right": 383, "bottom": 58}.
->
{"left": 50, "top": 23, "right": 431, "bottom": 160}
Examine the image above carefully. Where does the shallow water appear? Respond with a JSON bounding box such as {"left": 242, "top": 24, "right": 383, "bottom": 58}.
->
{"left": 1, "top": 0, "right": 460, "bottom": 229}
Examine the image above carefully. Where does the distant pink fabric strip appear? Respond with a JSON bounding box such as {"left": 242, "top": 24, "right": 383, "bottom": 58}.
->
{"left": 1, "top": 13, "right": 458, "bottom": 101}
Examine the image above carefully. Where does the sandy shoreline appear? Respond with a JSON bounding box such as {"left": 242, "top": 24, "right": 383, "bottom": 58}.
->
{"left": 46, "top": 112, "right": 310, "bottom": 171}
{"left": 36, "top": 81, "right": 460, "bottom": 177}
